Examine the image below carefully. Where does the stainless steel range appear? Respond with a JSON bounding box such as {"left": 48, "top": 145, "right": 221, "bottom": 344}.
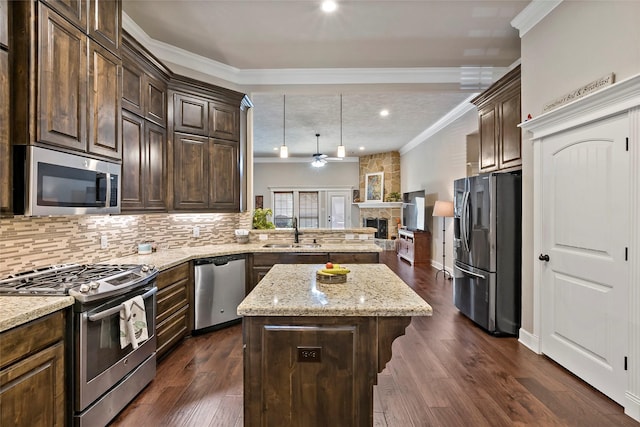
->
{"left": 0, "top": 264, "right": 158, "bottom": 427}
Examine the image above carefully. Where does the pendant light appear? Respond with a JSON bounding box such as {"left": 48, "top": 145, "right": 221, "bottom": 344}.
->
{"left": 337, "top": 94, "right": 346, "bottom": 158}
{"left": 279, "top": 94, "right": 288, "bottom": 158}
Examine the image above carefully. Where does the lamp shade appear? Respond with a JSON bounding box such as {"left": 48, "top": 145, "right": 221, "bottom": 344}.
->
{"left": 279, "top": 144, "right": 288, "bottom": 158}
{"left": 433, "top": 200, "right": 454, "bottom": 217}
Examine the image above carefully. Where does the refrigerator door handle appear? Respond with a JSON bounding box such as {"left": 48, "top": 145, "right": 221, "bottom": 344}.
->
{"left": 462, "top": 191, "right": 470, "bottom": 253}
{"left": 456, "top": 265, "right": 486, "bottom": 280}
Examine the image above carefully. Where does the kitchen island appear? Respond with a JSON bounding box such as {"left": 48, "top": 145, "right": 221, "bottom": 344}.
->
{"left": 237, "top": 263, "right": 432, "bottom": 427}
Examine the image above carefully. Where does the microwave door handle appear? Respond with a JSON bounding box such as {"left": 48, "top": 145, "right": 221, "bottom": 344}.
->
{"left": 456, "top": 265, "right": 486, "bottom": 280}
{"left": 87, "top": 287, "right": 157, "bottom": 322}
{"left": 105, "top": 172, "right": 112, "bottom": 207}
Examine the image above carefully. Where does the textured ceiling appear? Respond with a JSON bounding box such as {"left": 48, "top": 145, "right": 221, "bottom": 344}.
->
{"left": 122, "top": 0, "right": 528, "bottom": 159}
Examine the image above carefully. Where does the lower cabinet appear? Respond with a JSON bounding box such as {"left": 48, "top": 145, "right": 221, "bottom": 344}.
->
{"left": 397, "top": 230, "right": 431, "bottom": 266}
{"left": 156, "top": 262, "right": 192, "bottom": 359}
{"left": 248, "top": 252, "right": 380, "bottom": 293}
{"left": 0, "top": 311, "right": 67, "bottom": 427}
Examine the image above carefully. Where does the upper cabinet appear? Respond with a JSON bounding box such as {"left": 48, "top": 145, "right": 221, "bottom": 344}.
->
{"left": 472, "top": 65, "right": 521, "bottom": 172}
{"left": 0, "top": 0, "right": 8, "bottom": 48}
{"left": 88, "top": 0, "right": 121, "bottom": 54}
{"left": 11, "top": 0, "right": 123, "bottom": 161}
{"left": 169, "top": 77, "right": 248, "bottom": 212}
{"left": 0, "top": 0, "right": 8, "bottom": 215}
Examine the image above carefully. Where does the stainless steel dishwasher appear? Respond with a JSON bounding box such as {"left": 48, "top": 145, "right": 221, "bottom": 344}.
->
{"left": 194, "top": 254, "right": 246, "bottom": 331}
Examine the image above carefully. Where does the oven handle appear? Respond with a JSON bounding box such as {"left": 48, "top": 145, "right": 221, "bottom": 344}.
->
{"left": 87, "top": 287, "right": 157, "bottom": 322}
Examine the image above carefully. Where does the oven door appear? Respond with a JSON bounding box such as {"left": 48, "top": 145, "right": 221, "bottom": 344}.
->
{"left": 75, "top": 285, "right": 157, "bottom": 412}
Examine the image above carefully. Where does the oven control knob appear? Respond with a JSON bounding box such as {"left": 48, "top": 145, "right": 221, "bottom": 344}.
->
{"left": 89, "top": 281, "right": 100, "bottom": 290}
{"left": 141, "top": 265, "right": 149, "bottom": 272}
{"left": 79, "top": 284, "right": 90, "bottom": 293}
{"left": 148, "top": 264, "right": 155, "bottom": 271}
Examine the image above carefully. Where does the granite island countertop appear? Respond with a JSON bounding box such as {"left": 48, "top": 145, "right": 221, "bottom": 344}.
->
{"left": 237, "top": 263, "right": 432, "bottom": 317}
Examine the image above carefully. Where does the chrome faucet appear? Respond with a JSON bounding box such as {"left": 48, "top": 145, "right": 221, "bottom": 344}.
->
{"left": 293, "top": 217, "right": 302, "bottom": 243}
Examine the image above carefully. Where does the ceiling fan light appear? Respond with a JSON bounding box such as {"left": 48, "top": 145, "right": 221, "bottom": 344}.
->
{"left": 311, "top": 158, "right": 326, "bottom": 168}
{"left": 337, "top": 144, "right": 346, "bottom": 158}
{"left": 279, "top": 144, "right": 288, "bottom": 158}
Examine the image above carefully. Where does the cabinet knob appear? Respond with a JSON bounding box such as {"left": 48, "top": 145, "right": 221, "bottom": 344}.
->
{"left": 538, "top": 254, "right": 550, "bottom": 262}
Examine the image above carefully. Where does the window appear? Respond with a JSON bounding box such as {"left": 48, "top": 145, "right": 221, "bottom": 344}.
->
{"left": 273, "top": 192, "right": 293, "bottom": 228}
{"left": 299, "top": 192, "right": 319, "bottom": 228}
{"left": 271, "top": 191, "right": 319, "bottom": 229}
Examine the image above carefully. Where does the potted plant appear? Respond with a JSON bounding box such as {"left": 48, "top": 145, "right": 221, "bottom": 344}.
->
{"left": 252, "top": 208, "right": 275, "bottom": 229}
{"left": 385, "top": 191, "right": 402, "bottom": 202}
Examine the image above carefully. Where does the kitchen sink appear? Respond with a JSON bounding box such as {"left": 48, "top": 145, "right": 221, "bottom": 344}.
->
{"left": 262, "top": 243, "right": 322, "bottom": 249}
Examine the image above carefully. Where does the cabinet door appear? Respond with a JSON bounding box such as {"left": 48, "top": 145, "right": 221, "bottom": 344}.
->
{"left": 478, "top": 107, "right": 498, "bottom": 172}
{"left": 121, "top": 111, "right": 145, "bottom": 210}
{"left": 88, "top": 0, "right": 121, "bottom": 54}
{"left": 209, "top": 138, "right": 239, "bottom": 211}
{"left": 87, "top": 40, "right": 122, "bottom": 159}
{"left": 38, "top": 5, "right": 87, "bottom": 151}
{"left": 41, "top": 0, "right": 86, "bottom": 32}
{"left": 145, "top": 75, "right": 166, "bottom": 127}
{"left": 145, "top": 121, "right": 166, "bottom": 210}
{"left": 250, "top": 266, "right": 271, "bottom": 292}
{"left": 122, "top": 57, "right": 144, "bottom": 116}
{"left": 0, "top": 342, "right": 65, "bottom": 427}
{"left": 174, "top": 132, "right": 209, "bottom": 209}
{"left": 0, "top": 50, "right": 9, "bottom": 215}
{"left": 209, "top": 102, "right": 238, "bottom": 141}
{"left": 499, "top": 90, "right": 522, "bottom": 170}
{"left": 174, "top": 94, "right": 208, "bottom": 136}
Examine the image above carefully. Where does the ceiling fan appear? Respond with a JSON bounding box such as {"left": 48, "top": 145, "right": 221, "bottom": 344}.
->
{"left": 311, "top": 133, "right": 342, "bottom": 167}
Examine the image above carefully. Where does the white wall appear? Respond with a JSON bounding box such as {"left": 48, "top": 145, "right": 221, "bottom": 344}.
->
{"left": 253, "top": 161, "right": 360, "bottom": 226}
{"left": 400, "top": 109, "right": 478, "bottom": 272}
{"left": 519, "top": 0, "right": 640, "bottom": 332}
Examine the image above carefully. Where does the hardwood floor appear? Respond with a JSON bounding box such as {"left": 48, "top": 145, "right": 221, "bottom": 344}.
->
{"left": 111, "top": 252, "right": 638, "bottom": 426}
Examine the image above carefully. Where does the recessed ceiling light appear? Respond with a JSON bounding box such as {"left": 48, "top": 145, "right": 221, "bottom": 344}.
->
{"left": 359, "top": 146, "right": 365, "bottom": 151}
{"left": 321, "top": 1, "right": 337, "bottom": 13}
{"left": 380, "top": 109, "right": 389, "bottom": 117}
{"left": 273, "top": 147, "right": 279, "bottom": 151}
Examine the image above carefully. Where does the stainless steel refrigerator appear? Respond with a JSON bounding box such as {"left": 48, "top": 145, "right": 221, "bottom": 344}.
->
{"left": 453, "top": 171, "right": 521, "bottom": 335}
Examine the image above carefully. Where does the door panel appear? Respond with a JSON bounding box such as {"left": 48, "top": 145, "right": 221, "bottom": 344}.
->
{"left": 327, "top": 191, "right": 349, "bottom": 229}
{"left": 453, "top": 262, "right": 493, "bottom": 331}
{"left": 541, "top": 114, "right": 628, "bottom": 405}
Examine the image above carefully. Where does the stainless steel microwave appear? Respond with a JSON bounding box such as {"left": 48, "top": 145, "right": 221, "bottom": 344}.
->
{"left": 14, "top": 146, "right": 121, "bottom": 216}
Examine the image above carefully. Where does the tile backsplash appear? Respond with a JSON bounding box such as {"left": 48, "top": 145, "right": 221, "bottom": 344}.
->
{"left": 0, "top": 212, "right": 251, "bottom": 276}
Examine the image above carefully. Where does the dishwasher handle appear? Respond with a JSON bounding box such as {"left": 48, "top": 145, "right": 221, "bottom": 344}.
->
{"left": 195, "top": 254, "right": 245, "bottom": 267}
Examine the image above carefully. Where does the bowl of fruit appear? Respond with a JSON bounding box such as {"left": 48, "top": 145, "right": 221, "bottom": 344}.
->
{"left": 316, "top": 262, "right": 350, "bottom": 284}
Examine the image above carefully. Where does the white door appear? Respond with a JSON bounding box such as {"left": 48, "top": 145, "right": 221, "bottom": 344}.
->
{"left": 540, "top": 114, "right": 629, "bottom": 405}
{"left": 327, "top": 191, "right": 349, "bottom": 229}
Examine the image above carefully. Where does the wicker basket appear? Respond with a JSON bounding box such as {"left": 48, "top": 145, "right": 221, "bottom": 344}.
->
{"left": 316, "top": 272, "right": 347, "bottom": 284}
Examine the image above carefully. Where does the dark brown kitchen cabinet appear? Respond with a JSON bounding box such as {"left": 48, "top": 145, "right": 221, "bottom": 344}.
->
{"left": 11, "top": 1, "right": 123, "bottom": 160}
{"left": 174, "top": 93, "right": 209, "bottom": 136}
{"left": 0, "top": 311, "right": 67, "bottom": 427}
{"left": 121, "top": 111, "right": 166, "bottom": 211}
{"left": 472, "top": 65, "right": 521, "bottom": 172}
{"left": 88, "top": 0, "right": 121, "bottom": 54}
{"left": 210, "top": 102, "right": 239, "bottom": 141}
{"left": 0, "top": 49, "right": 9, "bottom": 216}
{"left": 41, "top": 0, "right": 86, "bottom": 31}
{"left": 156, "top": 262, "right": 192, "bottom": 359}
{"left": 87, "top": 40, "right": 122, "bottom": 159}
{"left": 173, "top": 133, "right": 240, "bottom": 211}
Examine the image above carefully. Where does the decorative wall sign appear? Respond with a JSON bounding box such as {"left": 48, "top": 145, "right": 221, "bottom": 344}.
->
{"left": 365, "top": 172, "right": 384, "bottom": 202}
{"left": 543, "top": 73, "right": 614, "bottom": 112}
{"left": 255, "top": 195, "right": 263, "bottom": 209}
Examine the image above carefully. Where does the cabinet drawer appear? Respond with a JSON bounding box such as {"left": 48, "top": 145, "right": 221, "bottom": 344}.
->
{"left": 329, "top": 252, "right": 379, "bottom": 264}
{"left": 156, "top": 278, "right": 189, "bottom": 324}
{"left": 0, "top": 311, "right": 65, "bottom": 369}
{"left": 156, "top": 305, "right": 189, "bottom": 358}
{"left": 157, "top": 262, "right": 190, "bottom": 290}
{"left": 252, "top": 252, "right": 328, "bottom": 266}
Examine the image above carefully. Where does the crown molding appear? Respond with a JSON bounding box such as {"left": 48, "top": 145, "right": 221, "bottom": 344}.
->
{"left": 123, "top": 12, "right": 508, "bottom": 88}
{"left": 399, "top": 93, "right": 479, "bottom": 156}
{"left": 511, "top": 0, "right": 563, "bottom": 38}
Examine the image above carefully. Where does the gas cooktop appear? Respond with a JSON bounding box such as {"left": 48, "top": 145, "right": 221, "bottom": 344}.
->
{"left": 0, "top": 264, "right": 157, "bottom": 303}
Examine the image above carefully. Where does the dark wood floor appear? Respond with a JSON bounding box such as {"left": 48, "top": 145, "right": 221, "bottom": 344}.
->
{"left": 111, "top": 252, "right": 638, "bottom": 426}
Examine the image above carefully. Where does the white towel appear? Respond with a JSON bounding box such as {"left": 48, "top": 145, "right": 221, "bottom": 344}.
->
{"left": 119, "top": 296, "right": 149, "bottom": 349}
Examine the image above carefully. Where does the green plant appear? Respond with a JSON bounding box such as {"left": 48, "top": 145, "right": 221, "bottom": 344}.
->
{"left": 252, "top": 208, "right": 275, "bottom": 229}
{"left": 385, "top": 191, "right": 402, "bottom": 202}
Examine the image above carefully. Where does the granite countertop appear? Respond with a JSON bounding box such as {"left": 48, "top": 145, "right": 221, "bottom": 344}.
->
{"left": 237, "top": 264, "right": 433, "bottom": 317}
{"left": 0, "top": 296, "right": 75, "bottom": 333}
{"left": 111, "top": 242, "right": 382, "bottom": 272}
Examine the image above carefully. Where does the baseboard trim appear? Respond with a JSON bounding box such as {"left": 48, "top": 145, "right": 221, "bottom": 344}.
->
{"left": 625, "top": 391, "right": 640, "bottom": 422}
{"left": 518, "top": 328, "right": 541, "bottom": 354}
